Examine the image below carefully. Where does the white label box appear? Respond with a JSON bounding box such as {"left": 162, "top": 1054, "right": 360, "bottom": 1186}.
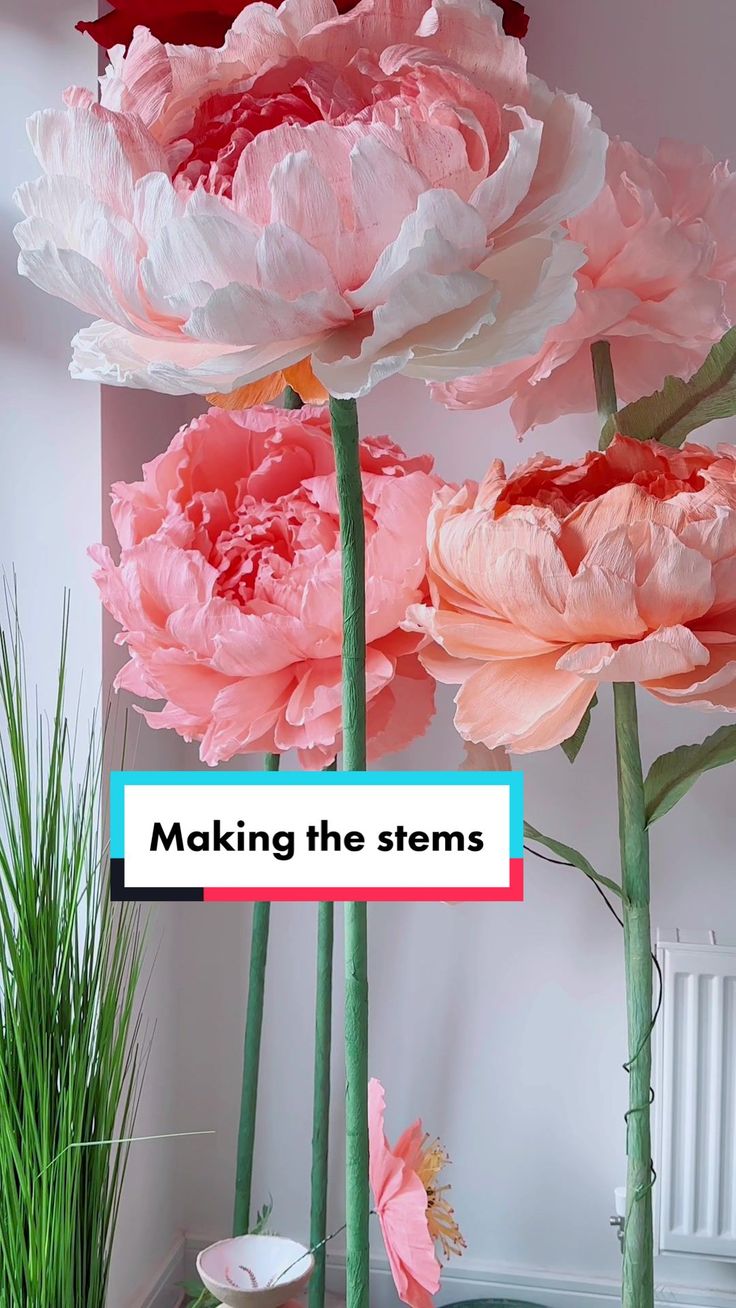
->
{"left": 110, "top": 770, "right": 524, "bottom": 903}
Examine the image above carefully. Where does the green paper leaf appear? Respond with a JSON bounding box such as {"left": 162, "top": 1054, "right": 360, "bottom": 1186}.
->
{"left": 251, "top": 1197, "right": 273, "bottom": 1235}
{"left": 524, "top": 820, "right": 625, "bottom": 900}
{"left": 561, "top": 692, "right": 598, "bottom": 763}
{"left": 644, "top": 724, "right": 736, "bottom": 825}
{"left": 181, "top": 1282, "right": 218, "bottom": 1308}
{"left": 600, "top": 326, "right": 736, "bottom": 448}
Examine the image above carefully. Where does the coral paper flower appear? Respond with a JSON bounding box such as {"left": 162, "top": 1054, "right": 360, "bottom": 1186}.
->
{"left": 75, "top": 0, "right": 528, "bottom": 50}
{"left": 434, "top": 138, "right": 736, "bottom": 430}
{"left": 16, "top": 0, "right": 605, "bottom": 401}
{"left": 91, "top": 405, "right": 439, "bottom": 767}
{"left": 368, "top": 1079, "right": 464, "bottom": 1308}
{"left": 407, "top": 437, "right": 736, "bottom": 754}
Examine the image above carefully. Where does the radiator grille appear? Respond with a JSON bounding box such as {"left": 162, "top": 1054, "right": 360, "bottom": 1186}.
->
{"left": 657, "top": 940, "right": 736, "bottom": 1259}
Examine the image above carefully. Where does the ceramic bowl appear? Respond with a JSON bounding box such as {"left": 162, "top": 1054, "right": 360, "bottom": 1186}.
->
{"left": 196, "top": 1233, "right": 314, "bottom": 1308}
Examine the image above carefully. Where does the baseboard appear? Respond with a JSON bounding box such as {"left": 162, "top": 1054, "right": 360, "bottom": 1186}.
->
{"left": 134, "top": 1234, "right": 187, "bottom": 1308}
{"left": 325, "top": 1255, "right": 736, "bottom": 1308}
{"left": 156, "top": 1235, "right": 736, "bottom": 1308}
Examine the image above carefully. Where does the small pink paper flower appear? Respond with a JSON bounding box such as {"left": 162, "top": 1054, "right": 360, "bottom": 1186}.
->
{"left": 16, "top": 0, "right": 605, "bottom": 401}
{"left": 434, "top": 138, "right": 736, "bottom": 431}
{"left": 407, "top": 437, "right": 736, "bottom": 754}
{"left": 92, "top": 405, "right": 439, "bottom": 767}
{"left": 368, "top": 1079, "right": 464, "bottom": 1308}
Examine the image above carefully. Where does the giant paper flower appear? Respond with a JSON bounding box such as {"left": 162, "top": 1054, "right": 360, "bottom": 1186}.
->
{"left": 435, "top": 139, "right": 736, "bottom": 430}
{"left": 75, "top": 0, "right": 528, "bottom": 51}
{"left": 407, "top": 436, "right": 736, "bottom": 754}
{"left": 368, "top": 1078, "right": 464, "bottom": 1308}
{"left": 16, "top": 0, "right": 605, "bottom": 401}
{"left": 91, "top": 405, "right": 439, "bottom": 767}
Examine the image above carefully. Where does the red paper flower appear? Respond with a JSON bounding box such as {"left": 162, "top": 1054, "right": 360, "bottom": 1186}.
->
{"left": 75, "top": 0, "right": 356, "bottom": 50}
{"left": 76, "top": 0, "right": 528, "bottom": 51}
{"left": 494, "top": 0, "right": 529, "bottom": 39}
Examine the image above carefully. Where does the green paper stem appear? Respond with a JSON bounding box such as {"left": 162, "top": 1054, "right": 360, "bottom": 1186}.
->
{"left": 329, "top": 396, "right": 367, "bottom": 773}
{"left": 264, "top": 753, "right": 280, "bottom": 772}
{"left": 614, "top": 682, "right": 654, "bottom": 1308}
{"left": 284, "top": 385, "right": 303, "bottom": 410}
{"left": 232, "top": 881, "right": 271, "bottom": 1234}
{"left": 591, "top": 339, "right": 618, "bottom": 448}
{"left": 344, "top": 902, "right": 369, "bottom": 1308}
{"left": 329, "top": 395, "right": 369, "bottom": 1308}
{"left": 309, "top": 903, "right": 334, "bottom": 1308}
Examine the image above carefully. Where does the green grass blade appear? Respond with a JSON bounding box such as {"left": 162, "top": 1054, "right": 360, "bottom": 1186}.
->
{"left": 0, "top": 596, "right": 146, "bottom": 1308}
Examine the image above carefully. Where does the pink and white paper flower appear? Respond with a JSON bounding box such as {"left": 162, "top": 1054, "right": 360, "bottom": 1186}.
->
{"left": 16, "top": 0, "right": 606, "bottom": 400}
{"left": 434, "top": 138, "right": 736, "bottom": 430}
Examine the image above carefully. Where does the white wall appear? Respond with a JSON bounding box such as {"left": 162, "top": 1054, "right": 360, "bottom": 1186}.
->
{"left": 1, "top": 0, "right": 101, "bottom": 709}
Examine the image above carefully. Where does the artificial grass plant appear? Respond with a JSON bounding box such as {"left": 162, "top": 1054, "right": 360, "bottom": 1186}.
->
{"left": 0, "top": 597, "right": 146, "bottom": 1308}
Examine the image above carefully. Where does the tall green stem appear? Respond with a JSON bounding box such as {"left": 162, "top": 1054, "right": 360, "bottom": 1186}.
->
{"left": 329, "top": 395, "right": 369, "bottom": 1308}
{"left": 614, "top": 683, "right": 654, "bottom": 1308}
{"left": 329, "top": 397, "right": 367, "bottom": 773}
{"left": 232, "top": 755, "right": 277, "bottom": 1229}
{"left": 232, "top": 898, "right": 270, "bottom": 1236}
{"left": 592, "top": 344, "right": 654, "bottom": 1308}
{"left": 344, "top": 903, "right": 369, "bottom": 1308}
{"left": 309, "top": 904, "right": 334, "bottom": 1308}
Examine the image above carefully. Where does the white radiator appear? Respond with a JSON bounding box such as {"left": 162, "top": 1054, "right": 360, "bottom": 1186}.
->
{"left": 656, "top": 935, "right": 736, "bottom": 1260}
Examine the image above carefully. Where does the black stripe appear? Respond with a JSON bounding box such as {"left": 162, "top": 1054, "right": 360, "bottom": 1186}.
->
{"left": 110, "top": 858, "right": 204, "bottom": 902}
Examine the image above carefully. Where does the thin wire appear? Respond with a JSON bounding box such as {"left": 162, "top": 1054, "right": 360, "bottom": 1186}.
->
{"left": 525, "top": 842, "right": 663, "bottom": 1220}
{"left": 274, "top": 1221, "right": 348, "bottom": 1284}
{"left": 273, "top": 1210, "right": 377, "bottom": 1285}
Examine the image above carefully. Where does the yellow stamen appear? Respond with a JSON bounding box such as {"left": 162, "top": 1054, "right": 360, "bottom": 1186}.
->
{"left": 416, "top": 1134, "right": 466, "bottom": 1262}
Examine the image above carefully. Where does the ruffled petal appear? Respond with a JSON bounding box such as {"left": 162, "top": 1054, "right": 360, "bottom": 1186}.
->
{"left": 454, "top": 650, "right": 597, "bottom": 753}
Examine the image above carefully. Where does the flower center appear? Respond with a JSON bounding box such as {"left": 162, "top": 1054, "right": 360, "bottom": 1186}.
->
{"left": 495, "top": 443, "right": 709, "bottom": 520}
{"left": 210, "top": 492, "right": 336, "bottom": 607}
{"left": 416, "top": 1135, "right": 466, "bottom": 1263}
{"left": 174, "top": 82, "right": 324, "bottom": 196}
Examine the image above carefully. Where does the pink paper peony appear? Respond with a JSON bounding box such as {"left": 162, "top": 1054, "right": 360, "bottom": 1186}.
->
{"left": 407, "top": 436, "right": 736, "bottom": 754}
{"left": 16, "top": 0, "right": 606, "bottom": 401}
{"left": 368, "top": 1078, "right": 464, "bottom": 1308}
{"left": 434, "top": 138, "right": 736, "bottom": 430}
{"left": 92, "top": 404, "right": 439, "bottom": 766}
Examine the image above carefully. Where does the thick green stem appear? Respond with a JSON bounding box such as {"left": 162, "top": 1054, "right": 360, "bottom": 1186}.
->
{"left": 309, "top": 903, "right": 334, "bottom": 1308}
{"left": 591, "top": 339, "right": 618, "bottom": 449}
{"left": 232, "top": 755, "right": 276, "bottom": 1227}
{"left": 329, "top": 397, "right": 366, "bottom": 773}
{"left": 344, "top": 903, "right": 369, "bottom": 1308}
{"left": 232, "top": 900, "right": 270, "bottom": 1236}
{"left": 329, "top": 396, "right": 369, "bottom": 1308}
{"left": 614, "top": 682, "right": 654, "bottom": 1308}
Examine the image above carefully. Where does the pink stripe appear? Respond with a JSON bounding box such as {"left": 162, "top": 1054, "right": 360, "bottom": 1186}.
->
{"left": 202, "top": 859, "right": 524, "bottom": 903}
